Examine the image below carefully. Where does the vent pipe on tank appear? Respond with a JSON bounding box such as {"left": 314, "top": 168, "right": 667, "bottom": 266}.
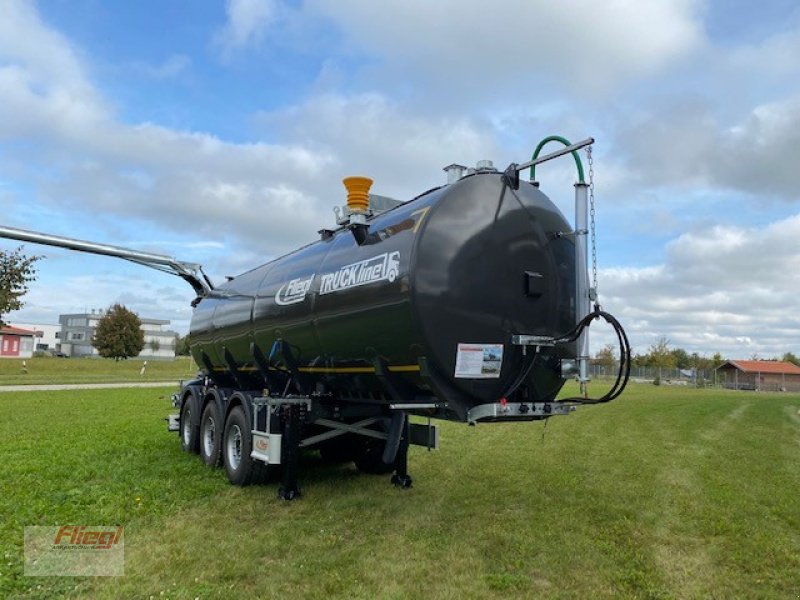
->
{"left": 443, "top": 163, "right": 467, "bottom": 184}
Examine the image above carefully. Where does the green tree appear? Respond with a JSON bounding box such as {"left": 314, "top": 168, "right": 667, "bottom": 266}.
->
{"left": 630, "top": 351, "right": 646, "bottom": 368}
{"left": 595, "top": 344, "right": 616, "bottom": 373}
{"left": 92, "top": 304, "right": 145, "bottom": 360}
{"left": 0, "top": 246, "right": 40, "bottom": 326}
{"left": 646, "top": 336, "right": 676, "bottom": 385}
{"left": 646, "top": 337, "right": 677, "bottom": 369}
{"left": 175, "top": 334, "right": 191, "bottom": 356}
{"left": 782, "top": 352, "right": 799, "bottom": 366}
{"left": 670, "top": 347, "right": 691, "bottom": 369}
{"left": 694, "top": 353, "right": 714, "bottom": 371}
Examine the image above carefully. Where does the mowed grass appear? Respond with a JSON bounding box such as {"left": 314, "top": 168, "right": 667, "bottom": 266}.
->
{"left": 2, "top": 385, "right": 800, "bottom": 599}
{"left": 0, "top": 356, "right": 198, "bottom": 386}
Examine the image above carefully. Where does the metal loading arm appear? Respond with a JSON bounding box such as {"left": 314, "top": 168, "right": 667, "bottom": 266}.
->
{"left": 0, "top": 224, "right": 213, "bottom": 298}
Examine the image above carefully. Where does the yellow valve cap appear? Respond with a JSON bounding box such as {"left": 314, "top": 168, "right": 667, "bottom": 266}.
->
{"left": 343, "top": 176, "right": 373, "bottom": 214}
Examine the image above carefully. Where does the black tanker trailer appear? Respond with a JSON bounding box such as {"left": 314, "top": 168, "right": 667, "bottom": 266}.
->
{"left": 0, "top": 136, "right": 630, "bottom": 499}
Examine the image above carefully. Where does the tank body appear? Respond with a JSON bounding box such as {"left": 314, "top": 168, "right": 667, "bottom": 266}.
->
{"left": 189, "top": 173, "right": 576, "bottom": 420}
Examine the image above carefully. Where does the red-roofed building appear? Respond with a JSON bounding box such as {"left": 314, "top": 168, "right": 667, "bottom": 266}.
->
{"left": 716, "top": 360, "right": 800, "bottom": 392}
{"left": 0, "top": 326, "right": 36, "bottom": 358}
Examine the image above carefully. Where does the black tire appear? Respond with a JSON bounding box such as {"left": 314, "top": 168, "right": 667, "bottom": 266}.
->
{"left": 222, "top": 405, "right": 269, "bottom": 486}
{"left": 354, "top": 438, "right": 395, "bottom": 475}
{"left": 199, "top": 402, "right": 222, "bottom": 467}
{"left": 180, "top": 396, "right": 199, "bottom": 454}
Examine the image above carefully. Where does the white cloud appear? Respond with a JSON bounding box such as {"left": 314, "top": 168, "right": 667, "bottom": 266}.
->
{"left": 214, "top": 0, "right": 277, "bottom": 57}
{"left": 18, "top": 91, "right": 497, "bottom": 258}
{"left": 730, "top": 26, "right": 800, "bottom": 78}
{"left": 0, "top": 2, "right": 110, "bottom": 141}
{"left": 257, "top": 92, "right": 499, "bottom": 194}
{"left": 306, "top": 0, "right": 705, "bottom": 95}
{"left": 0, "top": 1, "right": 100, "bottom": 102}
{"left": 599, "top": 214, "right": 800, "bottom": 358}
{"left": 613, "top": 94, "right": 800, "bottom": 200}
{"left": 6, "top": 258, "right": 194, "bottom": 334}
{"left": 0, "top": 2, "right": 499, "bottom": 262}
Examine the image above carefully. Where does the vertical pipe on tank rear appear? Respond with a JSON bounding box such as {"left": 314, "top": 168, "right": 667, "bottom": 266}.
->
{"left": 574, "top": 182, "right": 591, "bottom": 393}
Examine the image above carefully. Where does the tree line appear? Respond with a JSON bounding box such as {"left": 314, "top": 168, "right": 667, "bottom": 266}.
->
{"left": 595, "top": 336, "right": 800, "bottom": 370}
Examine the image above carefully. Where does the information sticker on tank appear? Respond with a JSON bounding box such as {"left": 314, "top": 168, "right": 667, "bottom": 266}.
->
{"left": 454, "top": 343, "right": 503, "bottom": 379}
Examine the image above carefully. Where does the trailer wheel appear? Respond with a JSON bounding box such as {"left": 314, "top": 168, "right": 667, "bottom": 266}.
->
{"left": 180, "top": 397, "right": 199, "bottom": 454}
{"left": 354, "top": 438, "right": 394, "bottom": 475}
{"left": 200, "top": 402, "right": 221, "bottom": 467}
{"left": 223, "top": 405, "right": 265, "bottom": 486}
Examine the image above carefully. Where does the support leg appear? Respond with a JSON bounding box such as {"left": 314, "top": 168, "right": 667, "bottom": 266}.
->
{"left": 390, "top": 414, "right": 413, "bottom": 489}
{"left": 278, "top": 404, "right": 302, "bottom": 500}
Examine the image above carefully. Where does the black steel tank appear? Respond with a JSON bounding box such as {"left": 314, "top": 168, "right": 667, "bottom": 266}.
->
{"left": 189, "top": 172, "right": 576, "bottom": 420}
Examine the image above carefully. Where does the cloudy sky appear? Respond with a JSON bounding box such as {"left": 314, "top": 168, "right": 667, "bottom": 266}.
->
{"left": 1, "top": 0, "right": 799, "bottom": 359}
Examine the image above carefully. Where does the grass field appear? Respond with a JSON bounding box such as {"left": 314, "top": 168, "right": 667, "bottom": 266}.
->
{"left": 2, "top": 384, "right": 799, "bottom": 599}
{"left": 0, "top": 356, "right": 198, "bottom": 386}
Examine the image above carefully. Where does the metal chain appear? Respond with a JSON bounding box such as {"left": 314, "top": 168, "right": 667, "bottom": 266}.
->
{"left": 587, "top": 146, "right": 598, "bottom": 302}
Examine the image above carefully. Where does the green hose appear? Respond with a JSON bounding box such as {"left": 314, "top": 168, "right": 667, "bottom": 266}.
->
{"left": 530, "top": 135, "right": 585, "bottom": 183}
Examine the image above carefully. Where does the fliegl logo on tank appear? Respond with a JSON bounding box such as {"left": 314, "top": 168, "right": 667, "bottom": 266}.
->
{"left": 275, "top": 275, "right": 314, "bottom": 305}
{"left": 320, "top": 251, "right": 400, "bottom": 295}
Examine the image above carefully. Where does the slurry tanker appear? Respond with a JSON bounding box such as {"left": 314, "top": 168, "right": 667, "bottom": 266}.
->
{"left": 0, "top": 136, "right": 630, "bottom": 499}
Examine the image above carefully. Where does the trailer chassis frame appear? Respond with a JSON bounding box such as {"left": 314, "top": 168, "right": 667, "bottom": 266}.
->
{"left": 246, "top": 394, "right": 439, "bottom": 499}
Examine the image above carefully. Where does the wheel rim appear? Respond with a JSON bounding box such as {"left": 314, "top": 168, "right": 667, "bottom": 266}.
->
{"left": 227, "top": 423, "right": 242, "bottom": 470}
{"left": 182, "top": 408, "right": 191, "bottom": 446}
{"left": 202, "top": 415, "right": 216, "bottom": 457}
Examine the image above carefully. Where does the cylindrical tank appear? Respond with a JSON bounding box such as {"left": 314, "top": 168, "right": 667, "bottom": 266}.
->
{"left": 190, "top": 172, "right": 576, "bottom": 421}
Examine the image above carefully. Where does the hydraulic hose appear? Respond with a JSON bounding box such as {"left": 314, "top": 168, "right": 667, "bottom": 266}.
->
{"left": 555, "top": 306, "right": 631, "bottom": 404}
{"left": 530, "top": 135, "right": 586, "bottom": 183}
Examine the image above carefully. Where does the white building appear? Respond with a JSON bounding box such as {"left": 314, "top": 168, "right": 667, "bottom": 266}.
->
{"left": 59, "top": 310, "right": 178, "bottom": 359}
{"left": 10, "top": 323, "right": 62, "bottom": 354}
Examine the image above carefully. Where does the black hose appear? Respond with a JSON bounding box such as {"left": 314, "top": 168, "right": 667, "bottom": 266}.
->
{"left": 501, "top": 346, "right": 540, "bottom": 399}
{"left": 556, "top": 306, "right": 631, "bottom": 405}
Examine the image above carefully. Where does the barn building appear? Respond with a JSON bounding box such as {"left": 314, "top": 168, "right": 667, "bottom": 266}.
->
{"left": 716, "top": 360, "right": 800, "bottom": 392}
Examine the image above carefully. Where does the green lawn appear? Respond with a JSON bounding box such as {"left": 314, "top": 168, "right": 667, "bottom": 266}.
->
{"left": 2, "top": 384, "right": 799, "bottom": 599}
{"left": 0, "top": 356, "right": 198, "bottom": 386}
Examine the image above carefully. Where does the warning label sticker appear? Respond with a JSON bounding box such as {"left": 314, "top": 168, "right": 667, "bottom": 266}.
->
{"left": 454, "top": 343, "right": 504, "bottom": 379}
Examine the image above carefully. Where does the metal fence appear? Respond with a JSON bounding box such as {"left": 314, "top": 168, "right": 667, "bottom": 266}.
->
{"left": 589, "top": 364, "right": 715, "bottom": 387}
{"left": 590, "top": 363, "right": 800, "bottom": 391}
